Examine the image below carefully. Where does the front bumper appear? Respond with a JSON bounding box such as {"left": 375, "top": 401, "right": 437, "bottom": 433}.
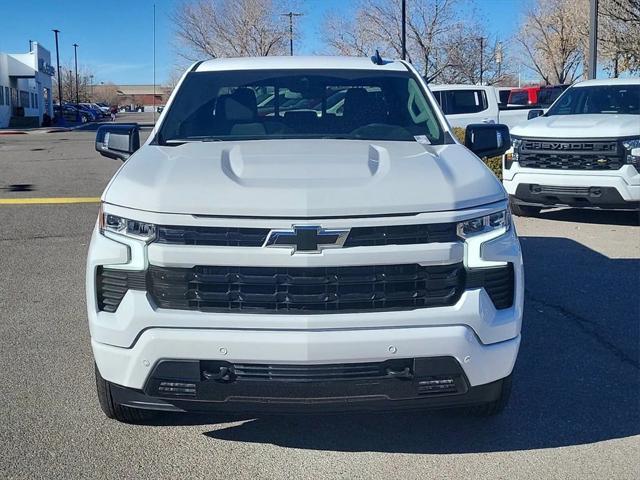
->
{"left": 87, "top": 203, "right": 523, "bottom": 409}
{"left": 503, "top": 164, "right": 640, "bottom": 209}
{"left": 108, "top": 356, "right": 513, "bottom": 414}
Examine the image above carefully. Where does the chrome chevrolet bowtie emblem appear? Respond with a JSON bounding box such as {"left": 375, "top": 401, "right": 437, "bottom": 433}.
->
{"left": 264, "top": 225, "right": 350, "bottom": 253}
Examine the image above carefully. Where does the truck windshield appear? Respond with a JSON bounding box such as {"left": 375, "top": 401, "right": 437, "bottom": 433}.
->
{"left": 546, "top": 84, "right": 640, "bottom": 115}
{"left": 157, "top": 69, "right": 445, "bottom": 144}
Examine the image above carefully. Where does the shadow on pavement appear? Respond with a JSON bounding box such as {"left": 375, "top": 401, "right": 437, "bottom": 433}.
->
{"left": 140, "top": 237, "right": 639, "bottom": 453}
{"left": 537, "top": 207, "right": 639, "bottom": 226}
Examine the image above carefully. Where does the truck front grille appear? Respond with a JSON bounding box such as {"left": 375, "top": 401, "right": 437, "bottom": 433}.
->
{"left": 96, "top": 263, "right": 514, "bottom": 313}
{"left": 518, "top": 139, "right": 624, "bottom": 170}
{"left": 155, "top": 222, "right": 458, "bottom": 247}
{"left": 147, "top": 263, "right": 465, "bottom": 313}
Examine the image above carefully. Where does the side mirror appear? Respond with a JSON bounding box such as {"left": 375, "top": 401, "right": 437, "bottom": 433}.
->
{"left": 464, "top": 123, "right": 511, "bottom": 158}
{"left": 95, "top": 124, "right": 140, "bottom": 161}
{"left": 527, "top": 109, "right": 544, "bottom": 120}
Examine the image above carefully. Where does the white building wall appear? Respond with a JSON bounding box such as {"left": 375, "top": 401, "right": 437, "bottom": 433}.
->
{"left": 0, "top": 42, "right": 53, "bottom": 129}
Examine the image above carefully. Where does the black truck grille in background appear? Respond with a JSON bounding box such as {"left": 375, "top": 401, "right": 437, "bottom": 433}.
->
{"left": 148, "top": 263, "right": 466, "bottom": 313}
{"left": 96, "top": 267, "right": 147, "bottom": 312}
{"left": 155, "top": 223, "right": 458, "bottom": 247}
{"left": 518, "top": 139, "right": 624, "bottom": 170}
{"left": 97, "top": 263, "right": 514, "bottom": 313}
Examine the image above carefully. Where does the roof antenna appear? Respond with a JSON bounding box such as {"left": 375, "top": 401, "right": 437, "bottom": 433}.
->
{"left": 371, "top": 49, "right": 384, "bottom": 66}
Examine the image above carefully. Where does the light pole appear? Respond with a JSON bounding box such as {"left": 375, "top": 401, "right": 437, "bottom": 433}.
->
{"left": 588, "top": 0, "right": 598, "bottom": 79}
{"left": 73, "top": 43, "right": 79, "bottom": 120}
{"left": 52, "top": 29, "right": 64, "bottom": 125}
{"left": 281, "top": 12, "right": 303, "bottom": 56}
{"left": 401, "top": 0, "right": 407, "bottom": 61}
{"left": 90, "top": 75, "right": 94, "bottom": 100}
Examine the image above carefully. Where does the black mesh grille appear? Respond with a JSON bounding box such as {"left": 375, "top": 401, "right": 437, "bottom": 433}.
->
{"left": 96, "top": 267, "right": 147, "bottom": 313}
{"left": 518, "top": 139, "right": 624, "bottom": 170}
{"left": 156, "top": 226, "right": 270, "bottom": 247}
{"left": 154, "top": 223, "right": 458, "bottom": 247}
{"left": 344, "top": 223, "right": 457, "bottom": 246}
{"left": 97, "top": 263, "right": 515, "bottom": 314}
{"left": 147, "top": 263, "right": 465, "bottom": 313}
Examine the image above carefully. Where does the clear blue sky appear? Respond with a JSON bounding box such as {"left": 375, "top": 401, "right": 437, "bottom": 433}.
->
{"left": 0, "top": 0, "right": 527, "bottom": 84}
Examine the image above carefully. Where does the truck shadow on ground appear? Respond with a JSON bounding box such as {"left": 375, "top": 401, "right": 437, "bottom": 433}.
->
{"left": 536, "top": 207, "right": 639, "bottom": 226}
{"left": 150, "top": 235, "right": 639, "bottom": 453}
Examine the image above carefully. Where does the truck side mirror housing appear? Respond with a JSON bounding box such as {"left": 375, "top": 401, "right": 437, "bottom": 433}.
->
{"left": 95, "top": 124, "right": 140, "bottom": 161}
{"left": 527, "top": 109, "right": 544, "bottom": 120}
{"left": 464, "top": 123, "right": 511, "bottom": 158}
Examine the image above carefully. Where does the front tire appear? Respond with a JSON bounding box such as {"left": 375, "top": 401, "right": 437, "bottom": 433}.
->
{"left": 95, "top": 364, "right": 157, "bottom": 423}
{"left": 509, "top": 197, "right": 541, "bottom": 217}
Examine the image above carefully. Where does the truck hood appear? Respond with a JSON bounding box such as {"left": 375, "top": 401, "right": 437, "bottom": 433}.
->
{"left": 511, "top": 114, "right": 640, "bottom": 138}
{"left": 104, "top": 139, "right": 504, "bottom": 217}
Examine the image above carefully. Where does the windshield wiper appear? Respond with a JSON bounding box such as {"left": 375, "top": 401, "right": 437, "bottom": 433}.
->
{"left": 164, "top": 137, "right": 223, "bottom": 144}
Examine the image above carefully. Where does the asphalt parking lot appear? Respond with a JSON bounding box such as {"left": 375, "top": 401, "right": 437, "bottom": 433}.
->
{"left": 0, "top": 123, "right": 638, "bottom": 480}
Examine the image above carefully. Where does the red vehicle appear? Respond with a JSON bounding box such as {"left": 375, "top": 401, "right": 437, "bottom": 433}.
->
{"left": 508, "top": 85, "right": 569, "bottom": 107}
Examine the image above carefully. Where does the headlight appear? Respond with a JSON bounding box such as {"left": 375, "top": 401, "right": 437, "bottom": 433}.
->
{"left": 98, "top": 204, "right": 156, "bottom": 242}
{"left": 457, "top": 210, "right": 510, "bottom": 239}
{"left": 504, "top": 138, "right": 522, "bottom": 170}
{"left": 622, "top": 138, "right": 640, "bottom": 167}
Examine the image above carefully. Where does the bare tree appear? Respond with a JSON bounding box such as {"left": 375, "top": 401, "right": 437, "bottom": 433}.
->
{"left": 516, "top": 0, "right": 585, "bottom": 84}
{"left": 599, "top": 0, "right": 640, "bottom": 75}
{"left": 322, "top": 0, "right": 466, "bottom": 80}
{"left": 52, "top": 64, "right": 95, "bottom": 103}
{"left": 172, "top": 0, "right": 292, "bottom": 60}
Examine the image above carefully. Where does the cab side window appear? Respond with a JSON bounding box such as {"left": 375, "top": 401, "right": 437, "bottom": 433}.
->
{"left": 441, "top": 90, "right": 488, "bottom": 115}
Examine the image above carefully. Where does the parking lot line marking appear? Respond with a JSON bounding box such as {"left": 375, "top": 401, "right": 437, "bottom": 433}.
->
{"left": 0, "top": 197, "right": 101, "bottom": 205}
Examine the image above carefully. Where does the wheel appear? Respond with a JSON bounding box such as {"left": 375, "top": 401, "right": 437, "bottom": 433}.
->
{"left": 509, "top": 197, "right": 541, "bottom": 217}
{"left": 95, "top": 364, "right": 157, "bottom": 423}
{"left": 464, "top": 374, "right": 512, "bottom": 417}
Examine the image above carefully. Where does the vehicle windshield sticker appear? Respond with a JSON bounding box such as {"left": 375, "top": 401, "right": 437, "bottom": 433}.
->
{"left": 414, "top": 135, "right": 431, "bottom": 145}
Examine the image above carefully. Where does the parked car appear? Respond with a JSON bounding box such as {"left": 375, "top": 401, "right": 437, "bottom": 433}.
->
{"left": 53, "top": 104, "right": 90, "bottom": 123}
{"left": 66, "top": 103, "right": 99, "bottom": 121}
{"left": 507, "top": 84, "right": 569, "bottom": 108}
{"left": 429, "top": 84, "right": 536, "bottom": 129}
{"left": 503, "top": 78, "right": 640, "bottom": 215}
{"left": 89, "top": 56, "right": 522, "bottom": 423}
{"left": 81, "top": 102, "right": 110, "bottom": 117}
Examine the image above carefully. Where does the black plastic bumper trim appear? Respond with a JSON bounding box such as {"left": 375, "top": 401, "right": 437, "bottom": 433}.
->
{"left": 513, "top": 184, "right": 639, "bottom": 209}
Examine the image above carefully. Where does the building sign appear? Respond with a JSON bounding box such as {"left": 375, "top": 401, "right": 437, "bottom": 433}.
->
{"left": 38, "top": 59, "right": 55, "bottom": 76}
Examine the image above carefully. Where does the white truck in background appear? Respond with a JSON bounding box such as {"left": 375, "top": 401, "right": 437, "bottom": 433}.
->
{"left": 503, "top": 78, "right": 640, "bottom": 216}
{"left": 429, "top": 84, "right": 537, "bottom": 130}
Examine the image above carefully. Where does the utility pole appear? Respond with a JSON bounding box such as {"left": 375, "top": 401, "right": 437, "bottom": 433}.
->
{"left": 90, "top": 75, "right": 94, "bottom": 100}
{"left": 496, "top": 41, "right": 503, "bottom": 82}
{"left": 153, "top": 3, "right": 156, "bottom": 124}
{"left": 588, "top": 0, "right": 598, "bottom": 79}
{"left": 281, "top": 12, "right": 303, "bottom": 56}
{"left": 479, "top": 37, "right": 484, "bottom": 84}
{"left": 52, "top": 29, "right": 64, "bottom": 125}
{"left": 73, "top": 43, "right": 79, "bottom": 120}
{"left": 401, "top": 0, "right": 407, "bottom": 60}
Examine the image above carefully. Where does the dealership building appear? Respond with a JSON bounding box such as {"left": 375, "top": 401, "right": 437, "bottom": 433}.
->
{"left": 0, "top": 42, "right": 54, "bottom": 129}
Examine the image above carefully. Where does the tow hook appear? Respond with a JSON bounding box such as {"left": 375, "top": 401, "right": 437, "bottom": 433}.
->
{"left": 203, "top": 366, "right": 235, "bottom": 382}
{"left": 385, "top": 367, "right": 413, "bottom": 379}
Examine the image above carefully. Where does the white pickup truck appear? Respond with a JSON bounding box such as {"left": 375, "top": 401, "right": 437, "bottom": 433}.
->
{"left": 429, "top": 84, "right": 536, "bottom": 130}
{"left": 87, "top": 56, "right": 522, "bottom": 422}
{"left": 503, "top": 78, "right": 640, "bottom": 216}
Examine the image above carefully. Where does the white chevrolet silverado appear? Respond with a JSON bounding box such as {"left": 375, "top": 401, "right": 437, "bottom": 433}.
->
{"left": 503, "top": 78, "right": 640, "bottom": 216}
{"left": 87, "top": 56, "right": 522, "bottom": 422}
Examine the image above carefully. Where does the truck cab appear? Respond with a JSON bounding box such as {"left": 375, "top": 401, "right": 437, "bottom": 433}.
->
{"left": 503, "top": 78, "right": 640, "bottom": 216}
